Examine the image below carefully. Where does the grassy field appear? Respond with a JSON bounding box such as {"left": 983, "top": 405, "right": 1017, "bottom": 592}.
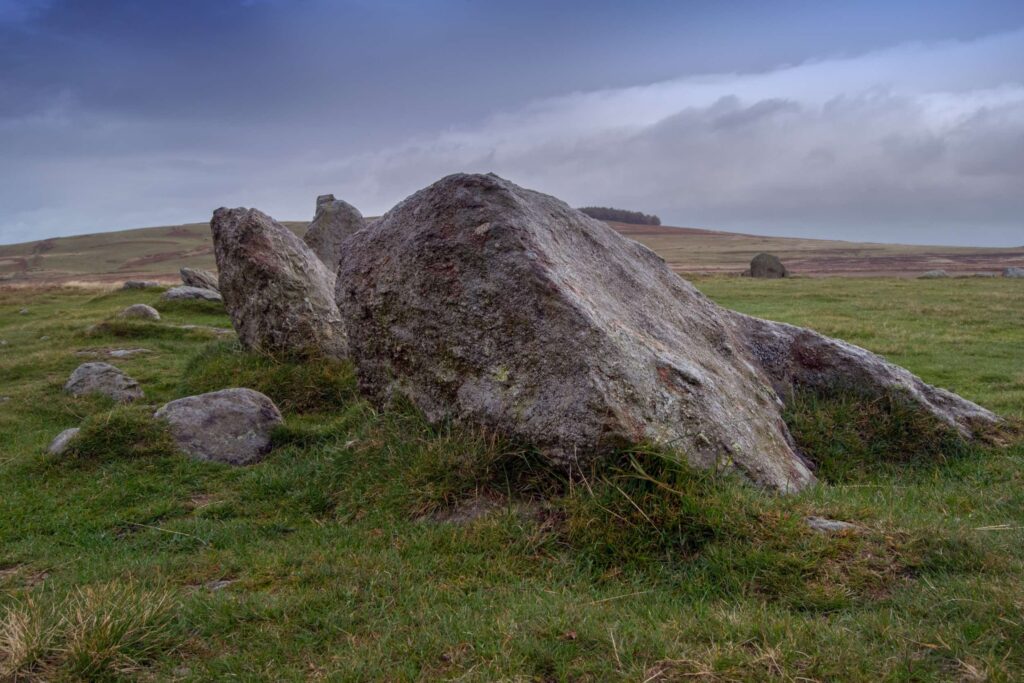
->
{"left": 0, "top": 278, "right": 1022, "bottom": 681}
{"left": 3, "top": 220, "right": 1022, "bottom": 284}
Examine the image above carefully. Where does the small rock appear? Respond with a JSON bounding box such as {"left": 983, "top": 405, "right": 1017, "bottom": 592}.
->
{"left": 119, "top": 303, "right": 161, "bottom": 321}
{"left": 204, "top": 579, "right": 234, "bottom": 591}
{"left": 0, "top": 396, "right": 10, "bottom": 403}
{"left": 180, "top": 267, "right": 220, "bottom": 292}
{"left": 806, "top": 516, "right": 860, "bottom": 533}
{"left": 122, "top": 280, "right": 161, "bottom": 290}
{"left": 64, "top": 362, "right": 144, "bottom": 402}
{"left": 918, "top": 270, "right": 949, "bottom": 279}
{"left": 47, "top": 427, "right": 80, "bottom": 455}
{"left": 108, "top": 348, "right": 152, "bottom": 358}
{"left": 154, "top": 388, "right": 283, "bottom": 465}
{"left": 18, "top": 308, "right": 28, "bottom": 315}
{"left": 1004, "top": 267, "right": 1024, "bottom": 278}
{"left": 161, "top": 286, "right": 223, "bottom": 302}
{"left": 39, "top": 336, "right": 49, "bottom": 341}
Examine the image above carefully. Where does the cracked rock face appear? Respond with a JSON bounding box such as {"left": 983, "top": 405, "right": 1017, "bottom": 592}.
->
{"left": 211, "top": 207, "right": 347, "bottom": 359}
{"left": 154, "top": 388, "right": 283, "bottom": 465}
{"left": 303, "top": 194, "right": 366, "bottom": 274}
{"left": 335, "top": 174, "right": 1000, "bottom": 492}
{"left": 64, "top": 362, "right": 143, "bottom": 402}
{"left": 180, "top": 267, "right": 220, "bottom": 292}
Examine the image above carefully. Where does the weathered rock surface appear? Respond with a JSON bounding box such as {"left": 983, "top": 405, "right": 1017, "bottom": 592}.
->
{"left": 162, "top": 286, "right": 223, "bottom": 302}
{"left": 122, "top": 280, "right": 161, "bottom": 290}
{"left": 211, "top": 207, "right": 346, "bottom": 358}
{"left": 180, "top": 267, "right": 220, "bottom": 292}
{"left": 119, "top": 304, "right": 161, "bottom": 321}
{"left": 336, "top": 173, "right": 1000, "bottom": 492}
{"left": 747, "top": 253, "right": 788, "bottom": 278}
{"left": 64, "top": 362, "right": 143, "bottom": 402}
{"left": 918, "top": 270, "right": 949, "bottom": 279}
{"left": 1004, "top": 267, "right": 1024, "bottom": 278}
{"left": 47, "top": 427, "right": 80, "bottom": 455}
{"left": 729, "top": 312, "right": 997, "bottom": 439}
{"left": 154, "top": 388, "right": 283, "bottom": 465}
{"left": 303, "top": 194, "right": 366, "bottom": 273}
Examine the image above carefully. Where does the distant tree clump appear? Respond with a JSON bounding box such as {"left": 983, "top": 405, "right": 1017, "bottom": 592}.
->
{"left": 578, "top": 206, "right": 661, "bottom": 226}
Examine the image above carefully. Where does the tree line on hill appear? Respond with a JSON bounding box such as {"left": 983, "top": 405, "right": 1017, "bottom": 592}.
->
{"left": 577, "top": 206, "right": 661, "bottom": 226}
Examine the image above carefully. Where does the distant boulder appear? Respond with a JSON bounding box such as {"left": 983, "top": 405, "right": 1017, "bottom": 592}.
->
{"left": 118, "top": 304, "right": 160, "bottom": 321}
{"left": 211, "top": 207, "right": 347, "bottom": 358}
{"left": 336, "top": 173, "right": 999, "bottom": 492}
{"left": 180, "top": 267, "right": 220, "bottom": 292}
{"left": 918, "top": 270, "right": 950, "bottom": 279}
{"left": 1004, "top": 267, "right": 1024, "bottom": 278}
{"left": 747, "top": 253, "right": 788, "bottom": 278}
{"left": 161, "top": 286, "right": 223, "bottom": 302}
{"left": 64, "top": 362, "right": 143, "bottom": 402}
{"left": 303, "top": 194, "right": 366, "bottom": 273}
{"left": 154, "top": 388, "right": 283, "bottom": 465}
{"left": 122, "top": 280, "right": 161, "bottom": 290}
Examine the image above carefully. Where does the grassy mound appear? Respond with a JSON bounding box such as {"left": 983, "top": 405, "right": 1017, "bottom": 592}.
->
{"left": 784, "top": 388, "right": 980, "bottom": 482}
{"left": 153, "top": 298, "right": 225, "bottom": 318}
{"left": 179, "top": 341, "right": 358, "bottom": 413}
{"left": 63, "top": 408, "right": 179, "bottom": 463}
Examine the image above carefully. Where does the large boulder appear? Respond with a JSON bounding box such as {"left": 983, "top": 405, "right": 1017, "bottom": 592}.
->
{"left": 303, "top": 194, "right": 366, "bottom": 273}
{"left": 154, "top": 388, "right": 283, "bottom": 465}
{"left": 64, "top": 362, "right": 143, "bottom": 402}
{"left": 119, "top": 304, "right": 160, "bottom": 321}
{"left": 336, "top": 173, "right": 1000, "bottom": 492}
{"left": 1004, "top": 267, "right": 1024, "bottom": 278}
{"left": 211, "top": 207, "right": 347, "bottom": 358}
{"left": 747, "top": 253, "right": 788, "bottom": 278}
{"left": 162, "top": 286, "right": 223, "bottom": 302}
{"left": 180, "top": 267, "right": 220, "bottom": 292}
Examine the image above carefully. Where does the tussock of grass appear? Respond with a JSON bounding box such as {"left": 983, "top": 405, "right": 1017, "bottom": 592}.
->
{"left": 154, "top": 298, "right": 225, "bottom": 317}
{"left": 562, "top": 449, "right": 749, "bottom": 566}
{"left": 784, "top": 388, "right": 979, "bottom": 482}
{"left": 63, "top": 408, "right": 179, "bottom": 463}
{"left": 558, "top": 448, "right": 907, "bottom": 611}
{"left": 0, "top": 581, "right": 179, "bottom": 681}
{"left": 179, "top": 341, "right": 358, "bottom": 413}
{"left": 85, "top": 319, "right": 221, "bottom": 341}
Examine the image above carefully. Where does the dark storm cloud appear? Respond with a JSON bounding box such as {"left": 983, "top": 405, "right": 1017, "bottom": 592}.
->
{"left": 1, "top": 0, "right": 1023, "bottom": 245}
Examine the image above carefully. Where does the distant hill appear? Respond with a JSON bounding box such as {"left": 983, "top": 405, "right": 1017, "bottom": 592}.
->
{"left": 1, "top": 219, "right": 1022, "bottom": 284}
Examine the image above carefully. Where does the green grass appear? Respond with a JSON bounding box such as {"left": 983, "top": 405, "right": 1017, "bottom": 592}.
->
{"left": 0, "top": 278, "right": 1022, "bottom": 681}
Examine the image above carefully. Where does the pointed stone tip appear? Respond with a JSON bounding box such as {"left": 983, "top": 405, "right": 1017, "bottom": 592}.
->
{"left": 317, "top": 194, "right": 336, "bottom": 207}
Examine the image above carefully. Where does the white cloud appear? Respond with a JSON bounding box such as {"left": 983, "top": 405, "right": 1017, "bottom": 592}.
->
{"left": 314, "top": 29, "right": 1024, "bottom": 245}
{"left": 1, "top": 28, "right": 1022, "bottom": 245}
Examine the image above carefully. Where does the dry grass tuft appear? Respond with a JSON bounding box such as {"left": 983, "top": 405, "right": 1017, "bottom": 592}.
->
{"left": 0, "top": 581, "right": 179, "bottom": 681}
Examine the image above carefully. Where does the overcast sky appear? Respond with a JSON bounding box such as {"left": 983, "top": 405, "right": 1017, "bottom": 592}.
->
{"left": 1, "top": 0, "right": 1023, "bottom": 246}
